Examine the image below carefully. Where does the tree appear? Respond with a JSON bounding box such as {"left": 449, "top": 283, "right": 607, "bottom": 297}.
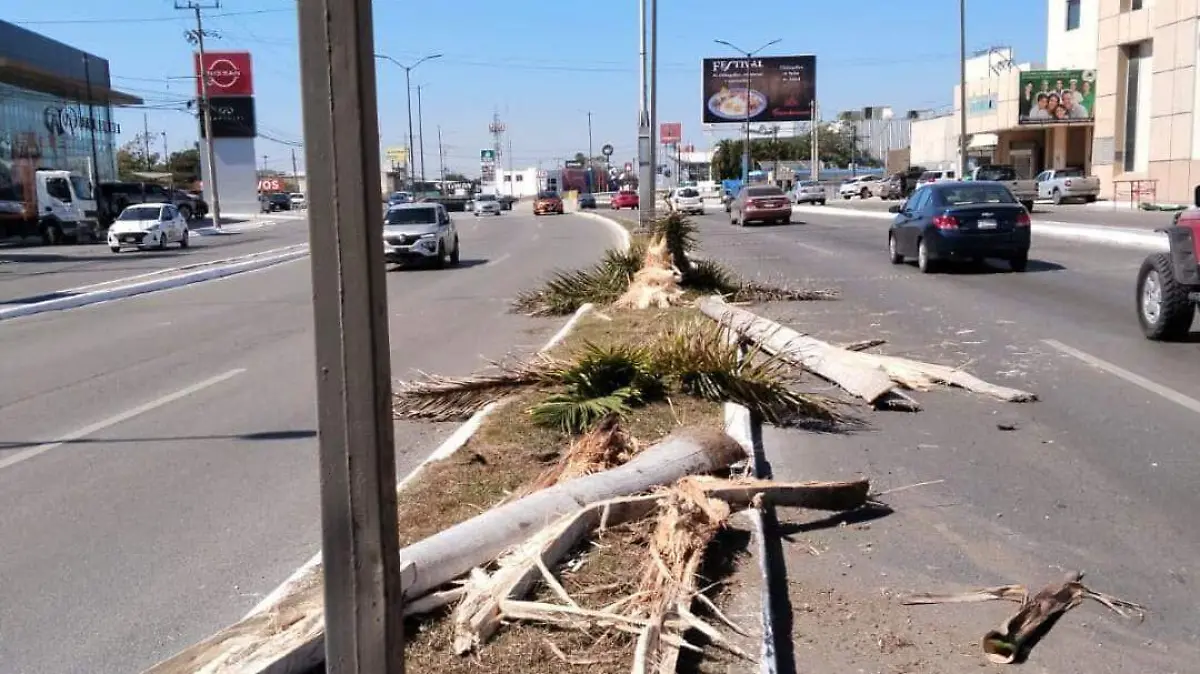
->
{"left": 711, "top": 125, "right": 879, "bottom": 180}
{"left": 444, "top": 171, "right": 469, "bottom": 183}
{"left": 116, "top": 135, "right": 161, "bottom": 178}
{"left": 165, "top": 148, "right": 201, "bottom": 185}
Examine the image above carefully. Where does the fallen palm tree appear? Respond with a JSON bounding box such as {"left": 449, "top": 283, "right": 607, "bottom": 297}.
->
{"left": 697, "top": 295, "right": 1036, "bottom": 408}
{"left": 512, "top": 213, "right": 837, "bottom": 316}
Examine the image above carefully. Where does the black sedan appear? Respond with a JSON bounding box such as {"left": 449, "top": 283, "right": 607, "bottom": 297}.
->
{"left": 261, "top": 192, "right": 292, "bottom": 212}
{"left": 887, "top": 181, "right": 1031, "bottom": 273}
{"left": 577, "top": 192, "right": 597, "bottom": 209}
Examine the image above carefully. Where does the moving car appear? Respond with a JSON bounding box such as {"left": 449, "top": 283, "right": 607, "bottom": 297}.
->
{"left": 1036, "top": 168, "right": 1100, "bottom": 204}
{"left": 611, "top": 190, "right": 639, "bottom": 210}
{"left": 472, "top": 193, "right": 503, "bottom": 216}
{"left": 387, "top": 191, "right": 412, "bottom": 207}
{"left": 577, "top": 193, "right": 597, "bottom": 209}
{"left": 967, "top": 165, "right": 1037, "bottom": 212}
{"left": 729, "top": 185, "right": 792, "bottom": 226}
{"left": 289, "top": 193, "right": 307, "bottom": 209}
{"left": 107, "top": 202, "right": 190, "bottom": 252}
{"left": 791, "top": 180, "right": 827, "bottom": 205}
{"left": 171, "top": 189, "right": 208, "bottom": 221}
{"left": 534, "top": 190, "right": 565, "bottom": 215}
{"left": 1136, "top": 189, "right": 1200, "bottom": 340}
{"left": 499, "top": 194, "right": 518, "bottom": 211}
{"left": 887, "top": 181, "right": 1031, "bottom": 273}
{"left": 261, "top": 192, "right": 292, "bottom": 212}
{"left": 382, "top": 202, "right": 460, "bottom": 268}
{"left": 838, "top": 175, "right": 880, "bottom": 200}
{"left": 916, "top": 169, "right": 957, "bottom": 188}
{"left": 667, "top": 187, "right": 704, "bottom": 214}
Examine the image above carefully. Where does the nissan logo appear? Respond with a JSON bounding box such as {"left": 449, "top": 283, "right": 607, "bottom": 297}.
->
{"left": 206, "top": 58, "right": 242, "bottom": 89}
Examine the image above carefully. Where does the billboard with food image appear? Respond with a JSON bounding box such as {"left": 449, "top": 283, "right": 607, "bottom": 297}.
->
{"left": 1018, "top": 69, "right": 1095, "bottom": 124}
{"left": 701, "top": 55, "right": 815, "bottom": 124}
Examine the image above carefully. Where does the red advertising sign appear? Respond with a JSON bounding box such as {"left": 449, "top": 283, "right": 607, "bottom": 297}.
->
{"left": 194, "top": 51, "right": 254, "bottom": 96}
{"left": 258, "top": 178, "right": 284, "bottom": 192}
{"left": 660, "top": 122, "right": 682, "bottom": 145}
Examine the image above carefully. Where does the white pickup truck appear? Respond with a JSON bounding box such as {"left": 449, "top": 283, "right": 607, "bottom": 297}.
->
{"left": 1035, "top": 168, "right": 1100, "bottom": 204}
{"left": 968, "top": 165, "right": 1037, "bottom": 211}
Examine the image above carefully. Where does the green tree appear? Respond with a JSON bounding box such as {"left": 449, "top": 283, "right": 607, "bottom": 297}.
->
{"left": 116, "top": 135, "right": 161, "bottom": 178}
{"left": 165, "top": 148, "right": 201, "bottom": 185}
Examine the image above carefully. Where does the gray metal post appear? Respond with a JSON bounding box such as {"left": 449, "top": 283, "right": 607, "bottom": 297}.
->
{"left": 417, "top": 85, "right": 426, "bottom": 183}
{"left": 958, "top": 0, "right": 969, "bottom": 177}
{"left": 404, "top": 68, "right": 415, "bottom": 188}
{"left": 636, "top": 0, "right": 653, "bottom": 229}
{"left": 587, "top": 111, "right": 594, "bottom": 192}
{"left": 647, "top": 0, "right": 658, "bottom": 219}
{"left": 297, "top": 0, "right": 405, "bottom": 671}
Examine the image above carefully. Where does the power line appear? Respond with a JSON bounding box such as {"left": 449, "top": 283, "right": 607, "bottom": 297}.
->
{"left": 12, "top": 7, "right": 290, "bottom": 25}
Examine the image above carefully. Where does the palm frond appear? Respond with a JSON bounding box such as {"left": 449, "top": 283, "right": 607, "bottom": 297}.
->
{"left": 393, "top": 357, "right": 562, "bottom": 421}
{"left": 556, "top": 341, "right": 665, "bottom": 403}
{"left": 510, "top": 247, "right": 643, "bottom": 316}
{"left": 528, "top": 389, "right": 635, "bottom": 434}
{"left": 731, "top": 280, "right": 839, "bottom": 303}
{"left": 681, "top": 258, "right": 742, "bottom": 295}
{"left": 651, "top": 213, "right": 698, "bottom": 271}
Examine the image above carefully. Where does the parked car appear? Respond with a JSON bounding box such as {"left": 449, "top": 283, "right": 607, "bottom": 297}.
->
{"left": 667, "top": 187, "right": 704, "bottom": 214}
{"left": 577, "top": 193, "right": 597, "bottom": 209}
{"left": 171, "top": 189, "right": 208, "bottom": 221}
{"left": 887, "top": 181, "right": 1031, "bottom": 273}
{"left": 791, "top": 180, "right": 827, "bottom": 205}
{"left": 611, "top": 190, "right": 639, "bottom": 210}
{"left": 107, "top": 202, "right": 190, "bottom": 252}
{"left": 382, "top": 202, "right": 460, "bottom": 268}
{"left": 729, "top": 185, "right": 792, "bottom": 226}
{"left": 472, "top": 193, "right": 503, "bottom": 216}
{"left": 259, "top": 192, "right": 292, "bottom": 212}
{"left": 1136, "top": 188, "right": 1200, "bottom": 340}
{"left": 915, "top": 169, "right": 957, "bottom": 188}
{"left": 289, "top": 192, "right": 307, "bottom": 209}
{"left": 968, "top": 165, "right": 1037, "bottom": 211}
{"left": 1036, "top": 168, "right": 1101, "bottom": 205}
{"left": 874, "top": 175, "right": 906, "bottom": 201}
{"left": 98, "top": 181, "right": 195, "bottom": 225}
{"left": 534, "top": 190, "right": 564, "bottom": 215}
{"left": 838, "top": 175, "right": 881, "bottom": 200}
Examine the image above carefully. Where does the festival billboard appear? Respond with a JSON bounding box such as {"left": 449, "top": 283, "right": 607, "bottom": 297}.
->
{"left": 701, "top": 55, "right": 815, "bottom": 124}
{"left": 1018, "top": 69, "right": 1095, "bottom": 124}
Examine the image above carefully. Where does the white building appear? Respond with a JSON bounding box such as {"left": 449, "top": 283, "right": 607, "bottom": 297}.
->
{"left": 496, "top": 167, "right": 540, "bottom": 198}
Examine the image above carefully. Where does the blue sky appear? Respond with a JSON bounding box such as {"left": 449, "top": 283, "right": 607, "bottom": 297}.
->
{"left": 14, "top": 0, "right": 1048, "bottom": 176}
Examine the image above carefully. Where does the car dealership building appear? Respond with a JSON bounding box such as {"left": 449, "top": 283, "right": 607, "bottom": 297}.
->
{"left": 0, "top": 19, "right": 141, "bottom": 185}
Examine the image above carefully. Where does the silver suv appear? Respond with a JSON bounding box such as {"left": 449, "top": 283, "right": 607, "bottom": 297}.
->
{"left": 383, "top": 203, "right": 460, "bottom": 268}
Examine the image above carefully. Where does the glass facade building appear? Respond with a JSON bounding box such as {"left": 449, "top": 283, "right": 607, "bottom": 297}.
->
{"left": 0, "top": 19, "right": 140, "bottom": 200}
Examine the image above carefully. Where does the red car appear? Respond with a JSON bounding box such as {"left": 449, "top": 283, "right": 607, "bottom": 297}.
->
{"left": 1136, "top": 194, "right": 1200, "bottom": 340}
{"left": 534, "top": 191, "right": 564, "bottom": 216}
{"left": 729, "top": 185, "right": 792, "bottom": 226}
{"left": 611, "top": 190, "right": 639, "bottom": 210}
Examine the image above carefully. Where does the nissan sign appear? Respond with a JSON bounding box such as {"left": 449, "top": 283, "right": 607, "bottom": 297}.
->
{"left": 195, "top": 51, "right": 255, "bottom": 96}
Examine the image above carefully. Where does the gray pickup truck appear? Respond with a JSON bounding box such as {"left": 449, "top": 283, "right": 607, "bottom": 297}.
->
{"left": 1036, "top": 168, "right": 1100, "bottom": 204}
{"left": 968, "top": 165, "right": 1037, "bottom": 212}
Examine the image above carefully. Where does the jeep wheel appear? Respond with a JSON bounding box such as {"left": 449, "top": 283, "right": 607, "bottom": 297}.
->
{"left": 1137, "top": 252, "right": 1195, "bottom": 341}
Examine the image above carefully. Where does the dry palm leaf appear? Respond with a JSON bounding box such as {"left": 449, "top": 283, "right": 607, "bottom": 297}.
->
{"left": 512, "top": 413, "right": 640, "bottom": 499}
{"left": 392, "top": 355, "right": 564, "bottom": 421}
{"left": 613, "top": 236, "right": 685, "bottom": 310}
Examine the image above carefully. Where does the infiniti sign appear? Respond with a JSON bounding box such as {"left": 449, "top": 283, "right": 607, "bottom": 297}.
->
{"left": 43, "top": 106, "right": 121, "bottom": 136}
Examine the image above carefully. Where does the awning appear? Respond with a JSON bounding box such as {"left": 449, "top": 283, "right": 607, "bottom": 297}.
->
{"left": 0, "top": 57, "right": 143, "bottom": 106}
{"left": 968, "top": 133, "right": 999, "bottom": 149}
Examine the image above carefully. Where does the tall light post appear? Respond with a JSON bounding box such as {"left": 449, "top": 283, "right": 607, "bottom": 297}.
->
{"left": 958, "top": 0, "right": 969, "bottom": 177}
{"left": 713, "top": 38, "right": 780, "bottom": 184}
{"left": 585, "top": 110, "right": 594, "bottom": 192}
{"left": 374, "top": 53, "right": 442, "bottom": 190}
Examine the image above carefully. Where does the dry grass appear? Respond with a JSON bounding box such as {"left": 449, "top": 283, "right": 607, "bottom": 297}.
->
{"left": 395, "top": 309, "right": 727, "bottom": 674}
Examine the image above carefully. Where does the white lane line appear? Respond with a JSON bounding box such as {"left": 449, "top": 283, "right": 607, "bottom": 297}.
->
{"left": 793, "top": 240, "right": 836, "bottom": 256}
{"left": 1042, "top": 339, "right": 1200, "bottom": 415}
{"left": 0, "top": 368, "right": 247, "bottom": 472}
{"left": 483, "top": 252, "right": 512, "bottom": 268}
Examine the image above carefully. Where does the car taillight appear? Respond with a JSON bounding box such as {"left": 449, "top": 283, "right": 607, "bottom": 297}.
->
{"left": 1016, "top": 212, "right": 1031, "bottom": 227}
{"left": 932, "top": 214, "right": 959, "bottom": 229}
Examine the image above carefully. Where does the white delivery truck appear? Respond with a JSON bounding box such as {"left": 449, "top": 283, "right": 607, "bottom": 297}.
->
{"left": 0, "top": 163, "right": 97, "bottom": 245}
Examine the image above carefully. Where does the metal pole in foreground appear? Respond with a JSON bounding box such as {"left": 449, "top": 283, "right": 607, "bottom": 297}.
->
{"left": 297, "top": 0, "right": 404, "bottom": 671}
{"left": 636, "top": 0, "right": 653, "bottom": 230}
{"left": 958, "top": 0, "right": 969, "bottom": 177}
{"left": 404, "top": 68, "right": 416, "bottom": 189}
{"left": 647, "top": 0, "right": 658, "bottom": 219}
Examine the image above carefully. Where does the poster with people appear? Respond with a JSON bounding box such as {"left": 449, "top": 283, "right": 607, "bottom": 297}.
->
{"left": 1019, "top": 69, "right": 1096, "bottom": 124}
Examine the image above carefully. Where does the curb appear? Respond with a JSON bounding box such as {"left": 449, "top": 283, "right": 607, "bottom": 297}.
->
{"left": 789, "top": 205, "right": 1167, "bottom": 251}
{"left": 242, "top": 302, "right": 596, "bottom": 623}
{"left": 572, "top": 210, "right": 633, "bottom": 251}
{"left": 0, "top": 245, "right": 309, "bottom": 322}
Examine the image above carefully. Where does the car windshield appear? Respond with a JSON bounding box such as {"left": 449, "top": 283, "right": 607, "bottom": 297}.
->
{"left": 538, "top": 192, "right": 559, "bottom": 199}
{"left": 269, "top": 193, "right": 289, "bottom": 201}
{"left": 974, "top": 166, "right": 1017, "bottom": 181}
{"left": 919, "top": 172, "right": 937, "bottom": 181}
{"left": 477, "top": 194, "right": 497, "bottom": 202}
{"left": 747, "top": 186, "right": 784, "bottom": 197}
{"left": 69, "top": 176, "right": 93, "bottom": 200}
{"left": 118, "top": 206, "right": 161, "bottom": 221}
{"left": 384, "top": 206, "right": 439, "bottom": 225}
{"left": 797, "top": 181, "right": 817, "bottom": 188}
{"left": 677, "top": 188, "right": 699, "bottom": 198}
{"left": 939, "top": 185, "right": 1018, "bottom": 206}
{"left": 389, "top": 192, "right": 410, "bottom": 202}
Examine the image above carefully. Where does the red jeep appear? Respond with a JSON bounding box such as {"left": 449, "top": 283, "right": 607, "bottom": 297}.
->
{"left": 1136, "top": 189, "right": 1200, "bottom": 340}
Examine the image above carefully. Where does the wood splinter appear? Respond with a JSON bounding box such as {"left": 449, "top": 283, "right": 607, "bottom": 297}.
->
{"left": 904, "top": 571, "right": 1145, "bottom": 664}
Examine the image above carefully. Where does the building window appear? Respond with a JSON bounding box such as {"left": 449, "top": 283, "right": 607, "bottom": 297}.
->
{"left": 515, "top": 174, "right": 523, "bottom": 182}
{"left": 1123, "top": 41, "right": 1151, "bottom": 172}
{"left": 1065, "top": 0, "right": 1081, "bottom": 30}
{"left": 1130, "top": 0, "right": 1143, "bottom": 10}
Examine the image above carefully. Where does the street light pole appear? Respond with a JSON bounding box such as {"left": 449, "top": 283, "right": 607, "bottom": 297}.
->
{"left": 958, "top": 0, "right": 969, "bottom": 177}
{"left": 417, "top": 85, "right": 426, "bottom": 183}
{"left": 586, "top": 110, "right": 594, "bottom": 192}
{"left": 374, "top": 53, "right": 442, "bottom": 191}
{"left": 713, "top": 38, "right": 781, "bottom": 185}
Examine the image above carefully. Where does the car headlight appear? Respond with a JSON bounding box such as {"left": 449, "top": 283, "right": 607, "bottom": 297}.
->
{"left": 418, "top": 232, "right": 437, "bottom": 239}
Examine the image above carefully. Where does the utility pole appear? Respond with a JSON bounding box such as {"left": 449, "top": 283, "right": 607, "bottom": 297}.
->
{"left": 507, "top": 136, "right": 514, "bottom": 197}
{"left": 488, "top": 112, "right": 505, "bottom": 189}
{"left": 178, "top": 0, "right": 223, "bottom": 230}
{"left": 143, "top": 113, "right": 152, "bottom": 171}
{"left": 262, "top": 154, "right": 269, "bottom": 173}
{"left": 373, "top": 53, "right": 442, "bottom": 192}
{"left": 437, "top": 125, "right": 446, "bottom": 195}
{"left": 291, "top": 147, "right": 300, "bottom": 193}
{"left": 297, "top": 0, "right": 404, "bottom": 672}
{"left": 586, "top": 110, "right": 594, "bottom": 192}
{"left": 416, "top": 85, "right": 426, "bottom": 183}
{"left": 714, "top": 38, "right": 782, "bottom": 185}
{"left": 636, "top": 0, "right": 658, "bottom": 228}
{"left": 811, "top": 102, "right": 820, "bottom": 181}
{"left": 163, "top": 132, "right": 173, "bottom": 192}
{"left": 958, "top": 0, "right": 969, "bottom": 177}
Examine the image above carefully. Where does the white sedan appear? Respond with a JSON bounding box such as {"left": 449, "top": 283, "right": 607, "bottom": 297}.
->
{"left": 107, "top": 202, "right": 190, "bottom": 252}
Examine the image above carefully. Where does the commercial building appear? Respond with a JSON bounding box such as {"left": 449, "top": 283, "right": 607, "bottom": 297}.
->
{"left": 0, "top": 20, "right": 141, "bottom": 187}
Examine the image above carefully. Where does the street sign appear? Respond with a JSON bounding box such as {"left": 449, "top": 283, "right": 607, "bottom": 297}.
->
{"left": 564, "top": 159, "right": 584, "bottom": 169}
{"left": 480, "top": 148, "right": 496, "bottom": 162}
{"left": 601, "top": 144, "right": 614, "bottom": 157}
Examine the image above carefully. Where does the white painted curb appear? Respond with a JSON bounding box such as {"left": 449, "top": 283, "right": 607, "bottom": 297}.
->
{"left": 0, "top": 245, "right": 309, "bottom": 322}
{"left": 573, "top": 210, "right": 632, "bottom": 252}
{"left": 790, "top": 205, "right": 1169, "bottom": 251}
{"left": 243, "top": 302, "right": 597, "bottom": 620}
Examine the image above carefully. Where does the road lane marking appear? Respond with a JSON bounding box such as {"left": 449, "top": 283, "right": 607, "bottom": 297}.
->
{"left": 793, "top": 241, "right": 836, "bottom": 256}
{"left": 1042, "top": 339, "right": 1200, "bottom": 415}
{"left": 483, "top": 252, "right": 512, "bottom": 267}
{"left": 62, "top": 244, "right": 310, "bottom": 294}
{"left": 0, "top": 368, "right": 247, "bottom": 472}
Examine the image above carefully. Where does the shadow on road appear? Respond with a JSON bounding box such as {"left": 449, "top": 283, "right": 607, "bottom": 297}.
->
{"left": 387, "top": 258, "right": 490, "bottom": 272}
{"left": 0, "top": 429, "right": 317, "bottom": 451}
{"left": 911, "top": 258, "right": 1067, "bottom": 274}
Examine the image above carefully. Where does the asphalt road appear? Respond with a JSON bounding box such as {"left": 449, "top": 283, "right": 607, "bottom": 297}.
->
{"left": 0, "top": 205, "right": 617, "bottom": 673}
{"left": 688, "top": 207, "right": 1200, "bottom": 671}
{"left": 818, "top": 194, "right": 1174, "bottom": 230}
{"left": 0, "top": 215, "right": 310, "bottom": 306}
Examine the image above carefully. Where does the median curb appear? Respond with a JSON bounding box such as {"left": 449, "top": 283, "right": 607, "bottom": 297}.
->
{"left": 0, "top": 245, "right": 310, "bottom": 322}
{"left": 571, "top": 210, "right": 633, "bottom": 251}
{"left": 790, "top": 205, "right": 1168, "bottom": 251}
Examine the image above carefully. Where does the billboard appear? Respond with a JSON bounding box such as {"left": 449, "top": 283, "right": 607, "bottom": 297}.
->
{"left": 194, "top": 51, "right": 255, "bottom": 97}
{"left": 1018, "top": 69, "right": 1095, "bottom": 124}
{"left": 701, "top": 55, "right": 815, "bottom": 124}
{"left": 385, "top": 146, "right": 409, "bottom": 163}
{"left": 660, "top": 122, "right": 681, "bottom": 144}
{"left": 200, "top": 96, "right": 256, "bottom": 138}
